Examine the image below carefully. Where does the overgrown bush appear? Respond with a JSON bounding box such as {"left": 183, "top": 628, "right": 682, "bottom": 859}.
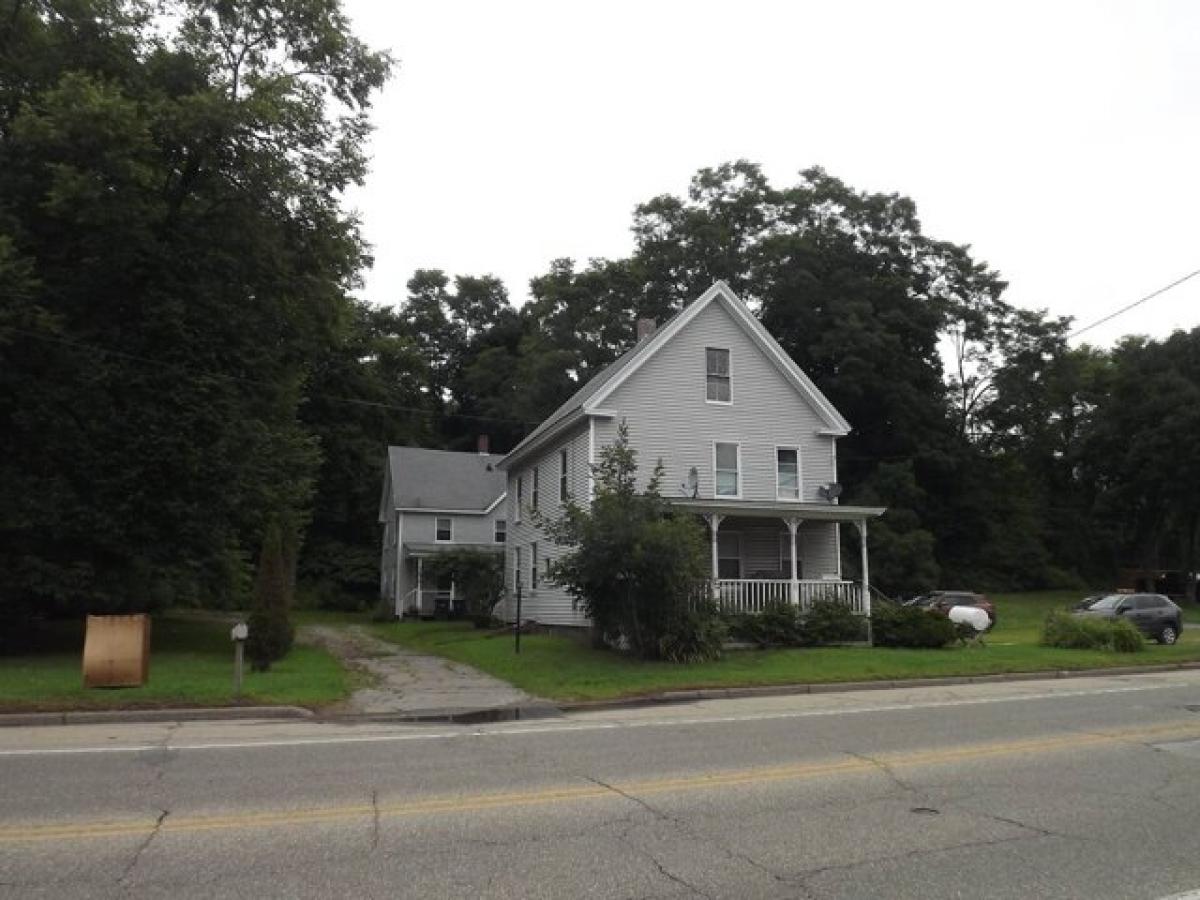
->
{"left": 804, "top": 599, "right": 867, "bottom": 644}
{"left": 727, "top": 602, "right": 807, "bottom": 647}
{"left": 1041, "top": 610, "right": 1145, "bottom": 653}
{"left": 424, "top": 548, "right": 505, "bottom": 627}
{"left": 246, "top": 519, "right": 296, "bottom": 671}
{"left": 657, "top": 605, "right": 728, "bottom": 663}
{"left": 872, "top": 603, "right": 958, "bottom": 648}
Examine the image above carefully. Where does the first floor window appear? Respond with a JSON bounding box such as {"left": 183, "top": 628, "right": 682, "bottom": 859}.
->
{"left": 435, "top": 517, "right": 452, "bottom": 541}
{"left": 560, "top": 448, "right": 569, "bottom": 502}
{"left": 717, "top": 532, "right": 741, "bottom": 579}
{"left": 531, "top": 542, "right": 539, "bottom": 589}
{"left": 514, "top": 546, "right": 522, "bottom": 590}
{"left": 494, "top": 519, "right": 507, "bottom": 543}
{"left": 776, "top": 447, "right": 800, "bottom": 499}
{"left": 532, "top": 467, "right": 540, "bottom": 510}
{"left": 715, "top": 442, "right": 739, "bottom": 497}
{"left": 780, "top": 532, "right": 801, "bottom": 574}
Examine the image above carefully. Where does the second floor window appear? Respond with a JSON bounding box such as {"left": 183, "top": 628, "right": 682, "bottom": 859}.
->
{"left": 715, "top": 442, "right": 739, "bottom": 496}
{"left": 532, "top": 466, "right": 539, "bottom": 510}
{"left": 777, "top": 447, "right": 800, "bottom": 499}
{"left": 559, "top": 449, "right": 569, "bottom": 502}
{"left": 516, "top": 476, "right": 523, "bottom": 522}
{"left": 706, "top": 347, "right": 731, "bottom": 402}
{"left": 435, "top": 517, "right": 452, "bottom": 542}
{"left": 494, "top": 519, "right": 507, "bottom": 543}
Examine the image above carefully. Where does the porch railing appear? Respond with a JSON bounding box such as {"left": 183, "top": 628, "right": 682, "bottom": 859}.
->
{"left": 708, "top": 579, "right": 864, "bottom": 615}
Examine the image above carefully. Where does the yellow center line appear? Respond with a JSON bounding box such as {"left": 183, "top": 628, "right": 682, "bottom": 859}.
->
{"left": 3, "top": 720, "right": 1198, "bottom": 845}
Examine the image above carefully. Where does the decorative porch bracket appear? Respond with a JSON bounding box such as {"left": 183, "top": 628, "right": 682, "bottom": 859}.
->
{"left": 782, "top": 517, "right": 802, "bottom": 606}
{"left": 703, "top": 513, "right": 725, "bottom": 603}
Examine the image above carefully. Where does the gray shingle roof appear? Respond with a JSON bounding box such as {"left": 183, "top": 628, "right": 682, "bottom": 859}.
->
{"left": 386, "top": 447, "right": 506, "bottom": 511}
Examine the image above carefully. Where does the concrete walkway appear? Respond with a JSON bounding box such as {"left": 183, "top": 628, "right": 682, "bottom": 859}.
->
{"left": 302, "top": 624, "right": 535, "bottom": 715}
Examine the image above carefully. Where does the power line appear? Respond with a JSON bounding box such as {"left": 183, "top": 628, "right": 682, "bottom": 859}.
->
{"left": 0, "top": 324, "right": 542, "bottom": 430}
{"left": 1067, "top": 267, "right": 1200, "bottom": 340}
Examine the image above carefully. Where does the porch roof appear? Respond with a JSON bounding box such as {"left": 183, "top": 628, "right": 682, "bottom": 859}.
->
{"left": 670, "top": 498, "right": 886, "bottom": 522}
{"left": 403, "top": 542, "right": 505, "bottom": 558}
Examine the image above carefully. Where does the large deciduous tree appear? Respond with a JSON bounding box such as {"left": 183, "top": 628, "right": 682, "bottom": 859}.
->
{"left": 0, "top": 0, "right": 390, "bottom": 616}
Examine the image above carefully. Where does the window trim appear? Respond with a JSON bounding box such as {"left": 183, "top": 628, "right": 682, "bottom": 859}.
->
{"left": 559, "top": 448, "right": 569, "bottom": 502}
{"left": 775, "top": 445, "right": 802, "bottom": 501}
{"left": 705, "top": 346, "right": 732, "bottom": 405}
{"left": 712, "top": 441, "right": 742, "bottom": 499}
{"left": 494, "top": 519, "right": 507, "bottom": 544}
{"left": 435, "top": 516, "right": 453, "bottom": 543}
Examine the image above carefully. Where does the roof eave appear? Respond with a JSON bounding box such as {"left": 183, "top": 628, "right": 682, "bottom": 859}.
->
{"left": 498, "top": 409, "right": 587, "bottom": 470}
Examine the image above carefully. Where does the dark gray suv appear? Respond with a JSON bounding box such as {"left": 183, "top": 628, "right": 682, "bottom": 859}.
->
{"left": 1074, "top": 593, "right": 1183, "bottom": 644}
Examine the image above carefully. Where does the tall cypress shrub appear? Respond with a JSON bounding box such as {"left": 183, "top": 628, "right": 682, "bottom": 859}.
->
{"left": 247, "top": 520, "right": 295, "bottom": 671}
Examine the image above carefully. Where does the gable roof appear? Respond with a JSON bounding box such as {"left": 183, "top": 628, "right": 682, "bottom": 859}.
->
{"left": 500, "top": 281, "right": 850, "bottom": 469}
{"left": 383, "top": 446, "right": 506, "bottom": 513}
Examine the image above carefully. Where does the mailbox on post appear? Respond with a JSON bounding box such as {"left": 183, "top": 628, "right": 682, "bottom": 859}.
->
{"left": 231, "top": 622, "right": 248, "bottom": 698}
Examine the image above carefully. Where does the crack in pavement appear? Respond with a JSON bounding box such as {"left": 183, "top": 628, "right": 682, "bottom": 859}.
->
{"left": 582, "top": 775, "right": 791, "bottom": 894}
{"left": 116, "top": 809, "right": 169, "bottom": 889}
{"left": 370, "top": 789, "right": 380, "bottom": 852}
{"left": 843, "top": 749, "right": 921, "bottom": 797}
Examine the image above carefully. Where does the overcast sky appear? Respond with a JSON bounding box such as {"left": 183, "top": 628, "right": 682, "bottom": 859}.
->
{"left": 342, "top": 0, "right": 1198, "bottom": 348}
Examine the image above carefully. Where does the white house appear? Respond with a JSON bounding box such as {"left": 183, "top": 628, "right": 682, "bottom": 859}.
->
{"left": 379, "top": 443, "right": 506, "bottom": 618}
{"left": 498, "top": 281, "right": 886, "bottom": 627}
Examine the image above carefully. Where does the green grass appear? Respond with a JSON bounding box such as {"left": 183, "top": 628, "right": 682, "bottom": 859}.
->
{"left": 0, "top": 612, "right": 351, "bottom": 712}
{"left": 367, "top": 591, "right": 1200, "bottom": 702}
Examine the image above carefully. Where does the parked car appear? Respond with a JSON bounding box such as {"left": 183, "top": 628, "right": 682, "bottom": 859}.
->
{"left": 909, "top": 590, "right": 996, "bottom": 627}
{"left": 1072, "top": 592, "right": 1182, "bottom": 644}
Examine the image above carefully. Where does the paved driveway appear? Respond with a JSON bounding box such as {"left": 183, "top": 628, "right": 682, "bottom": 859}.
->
{"left": 303, "top": 624, "right": 536, "bottom": 715}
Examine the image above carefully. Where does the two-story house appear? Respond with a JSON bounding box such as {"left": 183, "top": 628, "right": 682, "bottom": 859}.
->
{"left": 379, "top": 443, "right": 507, "bottom": 618}
{"left": 498, "top": 281, "right": 885, "bottom": 628}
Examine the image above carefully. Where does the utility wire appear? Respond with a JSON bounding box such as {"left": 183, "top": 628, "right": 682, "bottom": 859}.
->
{"left": 0, "top": 324, "right": 542, "bottom": 430}
{"left": 1067, "top": 267, "right": 1200, "bottom": 340}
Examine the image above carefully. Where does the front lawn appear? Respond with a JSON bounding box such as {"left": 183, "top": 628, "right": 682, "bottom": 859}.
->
{"left": 0, "top": 613, "right": 350, "bottom": 712}
{"left": 368, "top": 591, "right": 1200, "bottom": 702}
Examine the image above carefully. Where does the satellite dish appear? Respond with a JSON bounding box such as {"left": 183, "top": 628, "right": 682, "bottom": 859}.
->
{"left": 818, "top": 482, "right": 843, "bottom": 503}
{"left": 681, "top": 466, "right": 699, "bottom": 499}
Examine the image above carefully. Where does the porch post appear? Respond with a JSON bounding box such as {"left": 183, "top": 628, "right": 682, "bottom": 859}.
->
{"left": 416, "top": 556, "right": 424, "bottom": 617}
{"left": 704, "top": 513, "right": 724, "bottom": 604}
{"left": 856, "top": 518, "right": 872, "bottom": 646}
{"left": 783, "top": 517, "right": 801, "bottom": 606}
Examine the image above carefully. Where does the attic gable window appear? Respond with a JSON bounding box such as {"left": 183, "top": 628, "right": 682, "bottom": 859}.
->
{"left": 706, "top": 348, "right": 731, "bottom": 403}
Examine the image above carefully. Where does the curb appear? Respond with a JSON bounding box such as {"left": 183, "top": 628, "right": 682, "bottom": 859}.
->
{"left": 0, "top": 706, "right": 313, "bottom": 728}
{"left": 555, "top": 660, "right": 1200, "bottom": 711}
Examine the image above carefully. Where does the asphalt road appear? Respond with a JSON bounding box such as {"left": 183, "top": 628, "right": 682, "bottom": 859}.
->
{"left": 4, "top": 672, "right": 1200, "bottom": 899}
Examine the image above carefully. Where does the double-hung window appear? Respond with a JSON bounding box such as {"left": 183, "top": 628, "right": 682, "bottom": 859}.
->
{"left": 435, "top": 517, "right": 452, "bottom": 542}
{"left": 514, "top": 546, "right": 522, "bottom": 590}
{"left": 776, "top": 447, "right": 800, "bottom": 500}
{"left": 706, "top": 348, "right": 731, "bottom": 402}
{"left": 714, "top": 442, "right": 740, "bottom": 497}
{"left": 532, "top": 467, "right": 539, "bottom": 511}
{"left": 559, "top": 449, "right": 569, "bottom": 502}
{"left": 515, "top": 476, "right": 524, "bottom": 522}
{"left": 531, "top": 542, "right": 539, "bottom": 589}
{"left": 494, "top": 519, "right": 507, "bottom": 543}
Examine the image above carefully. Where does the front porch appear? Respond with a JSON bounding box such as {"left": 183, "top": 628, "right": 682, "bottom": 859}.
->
{"left": 671, "top": 497, "right": 886, "bottom": 617}
{"left": 399, "top": 541, "right": 504, "bottom": 619}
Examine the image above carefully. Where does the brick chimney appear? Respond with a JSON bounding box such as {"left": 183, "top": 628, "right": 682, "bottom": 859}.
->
{"left": 636, "top": 318, "right": 656, "bottom": 341}
{"left": 476, "top": 434, "right": 490, "bottom": 455}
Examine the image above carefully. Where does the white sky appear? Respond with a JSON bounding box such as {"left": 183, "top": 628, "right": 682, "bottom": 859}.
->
{"left": 343, "top": 0, "right": 1199, "bottom": 348}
